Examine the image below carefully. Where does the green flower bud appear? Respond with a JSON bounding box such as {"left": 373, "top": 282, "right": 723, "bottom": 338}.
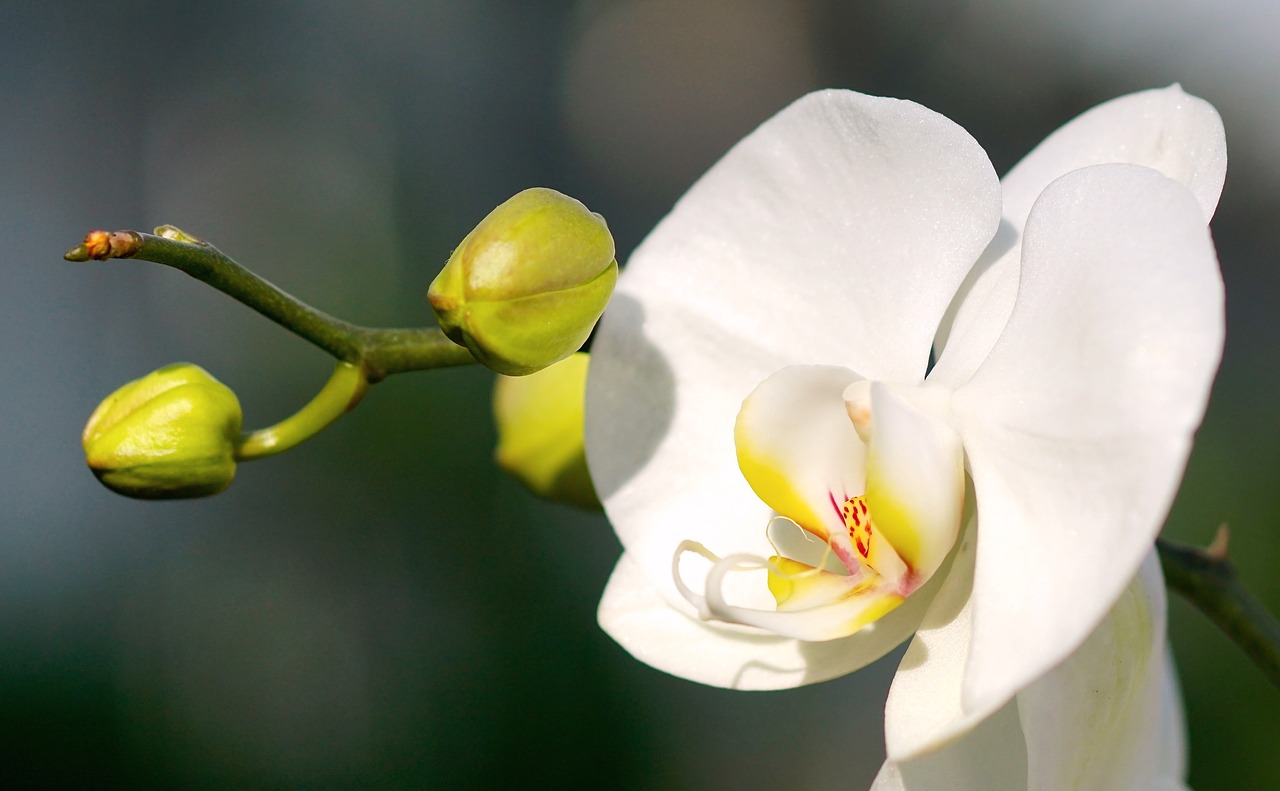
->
{"left": 429, "top": 187, "right": 618, "bottom": 376}
{"left": 494, "top": 352, "right": 601, "bottom": 510}
{"left": 82, "top": 363, "right": 242, "bottom": 499}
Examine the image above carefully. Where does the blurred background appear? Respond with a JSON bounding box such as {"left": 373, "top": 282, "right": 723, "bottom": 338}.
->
{"left": 3, "top": 1, "right": 1278, "bottom": 788}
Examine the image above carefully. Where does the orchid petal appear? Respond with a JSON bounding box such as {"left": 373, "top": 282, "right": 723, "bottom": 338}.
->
{"left": 598, "top": 549, "right": 948, "bottom": 690}
{"left": 1018, "top": 553, "right": 1182, "bottom": 791}
{"left": 878, "top": 555, "right": 1186, "bottom": 791}
{"left": 735, "top": 365, "right": 867, "bottom": 558}
{"left": 586, "top": 89, "right": 1001, "bottom": 616}
{"left": 1000, "top": 85, "right": 1227, "bottom": 226}
{"left": 872, "top": 700, "right": 1028, "bottom": 791}
{"left": 1157, "top": 651, "right": 1190, "bottom": 784}
{"left": 863, "top": 382, "right": 964, "bottom": 585}
{"left": 931, "top": 85, "right": 1227, "bottom": 389}
{"left": 950, "top": 164, "right": 1223, "bottom": 717}
{"left": 882, "top": 511, "right": 1000, "bottom": 760}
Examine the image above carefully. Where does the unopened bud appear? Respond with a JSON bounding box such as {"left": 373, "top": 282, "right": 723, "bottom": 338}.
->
{"left": 429, "top": 188, "right": 617, "bottom": 376}
{"left": 494, "top": 352, "right": 600, "bottom": 510}
{"left": 82, "top": 363, "right": 242, "bottom": 499}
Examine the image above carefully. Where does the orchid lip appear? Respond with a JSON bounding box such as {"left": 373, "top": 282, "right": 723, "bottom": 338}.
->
{"left": 668, "top": 368, "right": 966, "bottom": 641}
{"left": 671, "top": 539, "right": 906, "bottom": 642}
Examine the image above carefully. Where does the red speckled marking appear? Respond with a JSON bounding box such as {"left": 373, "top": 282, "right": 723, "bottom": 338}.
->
{"left": 842, "top": 496, "right": 873, "bottom": 560}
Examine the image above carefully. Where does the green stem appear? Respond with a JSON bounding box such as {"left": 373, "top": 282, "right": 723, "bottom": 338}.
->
{"left": 64, "top": 227, "right": 476, "bottom": 381}
{"left": 352, "top": 326, "right": 477, "bottom": 380}
{"left": 235, "top": 361, "right": 369, "bottom": 460}
{"left": 1158, "top": 529, "right": 1280, "bottom": 688}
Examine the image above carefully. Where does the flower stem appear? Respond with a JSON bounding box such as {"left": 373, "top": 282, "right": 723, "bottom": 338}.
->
{"left": 63, "top": 227, "right": 476, "bottom": 381}
{"left": 235, "top": 361, "right": 369, "bottom": 461}
{"left": 1157, "top": 527, "right": 1280, "bottom": 688}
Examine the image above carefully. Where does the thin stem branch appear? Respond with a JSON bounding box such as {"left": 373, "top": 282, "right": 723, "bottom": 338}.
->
{"left": 1158, "top": 527, "right": 1280, "bottom": 688}
{"left": 64, "top": 227, "right": 476, "bottom": 381}
{"left": 235, "top": 361, "right": 370, "bottom": 461}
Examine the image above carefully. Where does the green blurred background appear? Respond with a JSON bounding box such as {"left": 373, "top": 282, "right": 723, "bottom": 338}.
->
{"left": 3, "top": 1, "right": 1278, "bottom": 788}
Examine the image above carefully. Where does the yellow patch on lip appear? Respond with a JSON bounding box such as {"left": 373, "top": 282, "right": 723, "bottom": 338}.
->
{"left": 735, "top": 430, "right": 830, "bottom": 542}
{"left": 841, "top": 593, "right": 904, "bottom": 634}
{"left": 766, "top": 555, "right": 885, "bottom": 609}
{"left": 765, "top": 553, "right": 906, "bottom": 634}
{"left": 861, "top": 486, "right": 922, "bottom": 571}
{"left": 857, "top": 381, "right": 966, "bottom": 584}
{"left": 766, "top": 556, "right": 808, "bottom": 608}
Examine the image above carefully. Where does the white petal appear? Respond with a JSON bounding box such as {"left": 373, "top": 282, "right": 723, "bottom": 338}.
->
{"left": 1004, "top": 85, "right": 1226, "bottom": 229}
{"left": 950, "top": 164, "right": 1223, "bottom": 716}
{"left": 882, "top": 511, "right": 1005, "bottom": 760}
{"left": 931, "top": 85, "right": 1227, "bottom": 389}
{"left": 586, "top": 90, "right": 1001, "bottom": 625}
{"left": 597, "top": 551, "right": 943, "bottom": 691}
{"left": 879, "top": 555, "right": 1189, "bottom": 791}
{"left": 1157, "top": 651, "right": 1189, "bottom": 783}
{"left": 872, "top": 700, "right": 1028, "bottom": 791}
{"left": 1018, "top": 553, "right": 1183, "bottom": 791}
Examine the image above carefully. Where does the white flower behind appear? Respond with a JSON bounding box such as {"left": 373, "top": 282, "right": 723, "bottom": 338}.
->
{"left": 585, "top": 87, "right": 1225, "bottom": 788}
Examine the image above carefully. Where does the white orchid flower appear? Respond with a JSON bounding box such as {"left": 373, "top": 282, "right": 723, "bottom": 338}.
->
{"left": 584, "top": 86, "right": 1225, "bottom": 789}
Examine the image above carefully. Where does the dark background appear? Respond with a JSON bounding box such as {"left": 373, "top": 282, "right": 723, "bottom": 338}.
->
{"left": 3, "top": 1, "right": 1278, "bottom": 788}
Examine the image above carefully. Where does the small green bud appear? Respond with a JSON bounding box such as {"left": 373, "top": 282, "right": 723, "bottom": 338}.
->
{"left": 429, "top": 187, "right": 618, "bottom": 376}
{"left": 494, "top": 352, "right": 601, "bottom": 510}
{"left": 82, "top": 363, "right": 242, "bottom": 499}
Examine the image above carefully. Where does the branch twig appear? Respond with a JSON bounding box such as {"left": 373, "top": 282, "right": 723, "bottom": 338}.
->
{"left": 65, "top": 228, "right": 475, "bottom": 381}
{"left": 1158, "top": 526, "right": 1280, "bottom": 688}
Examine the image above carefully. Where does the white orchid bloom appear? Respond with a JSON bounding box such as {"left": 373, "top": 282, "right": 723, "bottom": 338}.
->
{"left": 584, "top": 86, "right": 1225, "bottom": 789}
